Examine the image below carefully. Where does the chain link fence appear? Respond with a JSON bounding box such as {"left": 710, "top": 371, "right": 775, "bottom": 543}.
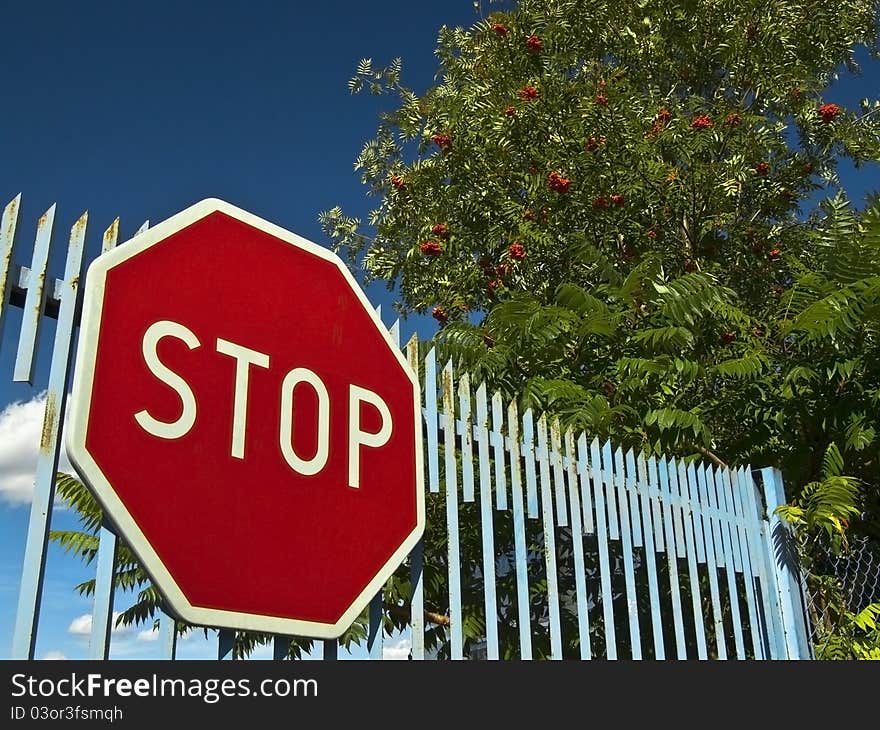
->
{"left": 803, "top": 535, "right": 880, "bottom": 658}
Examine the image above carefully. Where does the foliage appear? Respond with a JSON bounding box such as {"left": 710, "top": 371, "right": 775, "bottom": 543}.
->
{"left": 322, "top": 0, "right": 880, "bottom": 537}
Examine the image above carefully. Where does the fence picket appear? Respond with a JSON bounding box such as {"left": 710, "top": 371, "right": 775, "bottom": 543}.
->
{"left": 614, "top": 447, "right": 641, "bottom": 659}
{"left": 637, "top": 454, "right": 664, "bottom": 659}
{"left": 89, "top": 219, "right": 121, "bottom": 661}
{"left": 692, "top": 464, "right": 726, "bottom": 659}
{"left": 507, "top": 401, "right": 532, "bottom": 659}
{"left": 475, "top": 384, "right": 499, "bottom": 659}
{"left": 624, "top": 449, "right": 643, "bottom": 547}
{"left": 712, "top": 465, "right": 746, "bottom": 659}
{"left": 406, "top": 334, "right": 425, "bottom": 660}
{"left": 423, "top": 348, "right": 439, "bottom": 494}
{"left": 458, "top": 374, "right": 475, "bottom": 503}
{"left": 590, "top": 438, "right": 616, "bottom": 659}
{"left": 736, "top": 467, "right": 779, "bottom": 659}
{"left": 647, "top": 456, "right": 665, "bottom": 552}
{"left": 0, "top": 195, "right": 22, "bottom": 345}
{"left": 537, "top": 415, "right": 562, "bottom": 660}
{"left": 687, "top": 463, "right": 706, "bottom": 564}
{"left": 13, "top": 204, "right": 55, "bottom": 384}
{"left": 549, "top": 420, "right": 568, "bottom": 527}
{"left": 565, "top": 431, "right": 590, "bottom": 659}
{"left": 576, "top": 435, "right": 594, "bottom": 535}
{"left": 441, "top": 360, "right": 463, "bottom": 659}
{"left": 657, "top": 455, "right": 687, "bottom": 658}
{"left": 161, "top": 617, "right": 178, "bottom": 660}
{"left": 522, "top": 409, "right": 539, "bottom": 519}
{"left": 601, "top": 440, "right": 620, "bottom": 541}
{"left": 730, "top": 467, "right": 763, "bottom": 659}
{"left": 674, "top": 459, "right": 707, "bottom": 659}
{"left": 490, "top": 392, "right": 508, "bottom": 511}
{"left": 11, "top": 211, "right": 86, "bottom": 658}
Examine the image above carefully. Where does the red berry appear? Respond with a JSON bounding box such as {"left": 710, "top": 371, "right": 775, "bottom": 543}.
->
{"left": 547, "top": 171, "right": 571, "bottom": 193}
{"left": 491, "top": 22, "right": 509, "bottom": 36}
{"left": 519, "top": 85, "right": 538, "bottom": 101}
{"left": 487, "top": 279, "right": 502, "bottom": 294}
{"left": 722, "top": 331, "right": 736, "bottom": 344}
{"left": 584, "top": 135, "right": 605, "bottom": 152}
{"left": 505, "top": 105, "right": 516, "bottom": 116}
{"left": 431, "top": 133, "right": 452, "bottom": 150}
{"left": 646, "top": 228, "right": 659, "bottom": 239}
{"left": 690, "top": 115, "right": 713, "bottom": 130}
{"left": 431, "top": 223, "right": 449, "bottom": 239}
{"left": 508, "top": 242, "right": 526, "bottom": 260}
{"left": 611, "top": 194, "right": 625, "bottom": 207}
{"left": 768, "top": 247, "right": 782, "bottom": 261}
{"left": 595, "top": 94, "right": 608, "bottom": 106}
{"left": 754, "top": 161, "right": 769, "bottom": 176}
{"left": 593, "top": 196, "right": 609, "bottom": 210}
{"left": 817, "top": 103, "right": 841, "bottom": 123}
{"left": 495, "top": 263, "right": 511, "bottom": 278}
{"left": 419, "top": 240, "right": 443, "bottom": 256}
{"left": 525, "top": 34, "right": 542, "bottom": 53}
{"left": 649, "top": 108, "right": 672, "bottom": 136}
{"left": 390, "top": 175, "right": 406, "bottom": 190}
{"left": 772, "top": 285, "right": 785, "bottom": 297}
{"left": 432, "top": 306, "right": 447, "bottom": 323}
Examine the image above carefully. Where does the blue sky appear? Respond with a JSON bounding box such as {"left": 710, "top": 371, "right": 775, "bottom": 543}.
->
{"left": 0, "top": 2, "right": 878, "bottom": 661}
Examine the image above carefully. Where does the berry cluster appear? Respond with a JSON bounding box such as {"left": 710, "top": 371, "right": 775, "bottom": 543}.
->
{"left": 419, "top": 240, "right": 442, "bottom": 256}
{"left": 547, "top": 171, "right": 571, "bottom": 193}
{"left": 817, "top": 103, "right": 841, "bottom": 123}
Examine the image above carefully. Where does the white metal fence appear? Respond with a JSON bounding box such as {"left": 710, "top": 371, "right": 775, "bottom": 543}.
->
{"left": 2, "top": 195, "right": 813, "bottom": 660}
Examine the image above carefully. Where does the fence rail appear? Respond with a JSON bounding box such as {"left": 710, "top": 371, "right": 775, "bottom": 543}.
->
{"left": 3, "top": 195, "right": 813, "bottom": 660}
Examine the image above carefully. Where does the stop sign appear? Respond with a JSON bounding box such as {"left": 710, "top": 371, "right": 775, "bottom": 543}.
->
{"left": 67, "top": 198, "right": 424, "bottom": 638}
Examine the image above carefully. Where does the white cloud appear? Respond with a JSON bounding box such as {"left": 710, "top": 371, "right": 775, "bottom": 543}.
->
{"left": 137, "top": 627, "right": 159, "bottom": 643}
{"left": 41, "top": 650, "right": 67, "bottom": 660}
{"left": 0, "top": 392, "right": 74, "bottom": 506}
{"left": 382, "top": 638, "right": 411, "bottom": 660}
{"left": 68, "top": 611, "right": 131, "bottom": 637}
{"left": 68, "top": 613, "right": 92, "bottom": 636}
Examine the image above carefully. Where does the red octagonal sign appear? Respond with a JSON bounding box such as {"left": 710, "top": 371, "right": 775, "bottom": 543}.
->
{"left": 67, "top": 199, "right": 424, "bottom": 638}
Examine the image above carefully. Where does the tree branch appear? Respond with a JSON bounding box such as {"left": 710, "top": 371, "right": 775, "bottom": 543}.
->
{"left": 689, "top": 443, "right": 728, "bottom": 469}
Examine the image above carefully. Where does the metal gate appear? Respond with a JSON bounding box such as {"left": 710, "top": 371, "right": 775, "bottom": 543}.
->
{"left": 1, "top": 195, "right": 814, "bottom": 660}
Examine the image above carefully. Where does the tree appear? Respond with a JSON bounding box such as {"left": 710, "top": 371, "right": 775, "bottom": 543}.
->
{"left": 321, "top": 0, "right": 880, "bottom": 530}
